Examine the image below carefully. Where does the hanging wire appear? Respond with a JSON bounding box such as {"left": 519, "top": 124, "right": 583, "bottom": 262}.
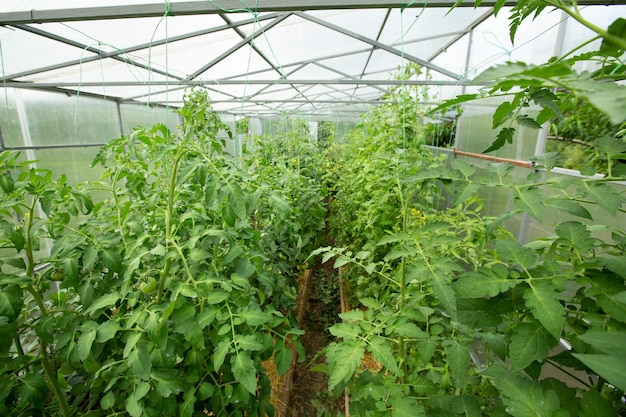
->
{"left": 145, "top": 0, "right": 172, "bottom": 128}
{"left": 0, "top": 37, "right": 10, "bottom": 151}
{"left": 62, "top": 20, "right": 158, "bottom": 134}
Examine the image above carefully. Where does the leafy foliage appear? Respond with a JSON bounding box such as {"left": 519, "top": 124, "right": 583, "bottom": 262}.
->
{"left": 434, "top": 3, "right": 626, "bottom": 168}
{"left": 0, "top": 89, "right": 314, "bottom": 416}
{"left": 318, "top": 18, "right": 626, "bottom": 411}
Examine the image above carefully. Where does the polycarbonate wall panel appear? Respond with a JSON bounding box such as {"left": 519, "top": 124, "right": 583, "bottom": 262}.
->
{"left": 31, "top": 147, "right": 105, "bottom": 184}
{"left": 525, "top": 173, "right": 626, "bottom": 243}
{"left": 119, "top": 103, "right": 179, "bottom": 134}
{"left": 17, "top": 89, "right": 120, "bottom": 147}
{"left": 455, "top": 99, "right": 539, "bottom": 162}
{"left": 0, "top": 89, "right": 23, "bottom": 148}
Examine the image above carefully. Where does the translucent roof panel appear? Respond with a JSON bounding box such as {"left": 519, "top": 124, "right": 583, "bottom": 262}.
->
{"left": 0, "top": 26, "right": 99, "bottom": 77}
{"left": 1, "top": 2, "right": 624, "bottom": 117}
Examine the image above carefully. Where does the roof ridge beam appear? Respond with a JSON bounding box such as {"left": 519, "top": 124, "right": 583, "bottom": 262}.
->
{"left": 3, "top": 79, "right": 468, "bottom": 87}
{"left": 1, "top": 1, "right": 622, "bottom": 24}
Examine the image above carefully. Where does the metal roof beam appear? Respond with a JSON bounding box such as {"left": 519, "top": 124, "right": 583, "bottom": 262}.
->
{"left": 3, "top": 79, "right": 467, "bottom": 87}
{"left": 185, "top": 13, "right": 290, "bottom": 80}
{"left": 2, "top": 13, "right": 282, "bottom": 82}
{"left": 9, "top": 24, "right": 181, "bottom": 83}
{"left": 294, "top": 11, "right": 462, "bottom": 80}
{"left": 427, "top": 8, "right": 494, "bottom": 61}
{"left": 213, "top": 30, "right": 465, "bottom": 83}
{"left": 218, "top": 14, "right": 312, "bottom": 110}
{"left": 1, "top": 1, "right": 622, "bottom": 23}
{"left": 354, "top": 8, "right": 391, "bottom": 98}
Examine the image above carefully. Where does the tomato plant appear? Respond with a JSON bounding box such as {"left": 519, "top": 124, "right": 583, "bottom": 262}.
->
{"left": 316, "top": 5, "right": 626, "bottom": 410}
{"left": 0, "top": 89, "right": 313, "bottom": 416}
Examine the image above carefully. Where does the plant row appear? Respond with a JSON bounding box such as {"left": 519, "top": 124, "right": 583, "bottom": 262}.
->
{"left": 0, "top": 90, "right": 327, "bottom": 417}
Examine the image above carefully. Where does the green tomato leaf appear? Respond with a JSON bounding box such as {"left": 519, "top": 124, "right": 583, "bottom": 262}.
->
{"left": 84, "top": 292, "right": 119, "bottom": 316}
{"left": 484, "top": 127, "right": 515, "bottom": 153}
{"left": 0, "top": 285, "right": 24, "bottom": 322}
{"left": 454, "top": 265, "right": 517, "bottom": 298}
{"left": 431, "top": 272, "right": 457, "bottom": 318}
{"left": 339, "top": 309, "right": 364, "bottom": 322}
{"left": 232, "top": 351, "right": 257, "bottom": 395}
{"left": 516, "top": 114, "right": 541, "bottom": 129}
{"left": 180, "top": 391, "right": 196, "bottom": 417}
{"left": 445, "top": 340, "right": 470, "bottom": 382}
{"left": 96, "top": 321, "right": 121, "bottom": 343}
{"left": 451, "top": 395, "right": 482, "bottom": 417}
{"left": 240, "top": 308, "right": 269, "bottom": 326}
{"left": 392, "top": 320, "right": 426, "bottom": 338}
{"left": 9, "top": 230, "right": 24, "bottom": 253}
{"left": 100, "top": 391, "right": 115, "bottom": 409}
{"left": 514, "top": 187, "right": 544, "bottom": 221}
{"left": 18, "top": 373, "right": 47, "bottom": 408}
{"left": 530, "top": 152, "right": 562, "bottom": 172}
{"left": 493, "top": 101, "right": 514, "bottom": 128}
{"left": 596, "top": 136, "right": 626, "bottom": 160}
{"left": 214, "top": 339, "right": 231, "bottom": 372}
{"left": 427, "top": 94, "right": 478, "bottom": 116}
{"left": 391, "top": 395, "right": 425, "bottom": 417}
{"left": 447, "top": 181, "right": 481, "bottom": 206}
{"left": 152, "top": 370, "right": 183, "bottom": 398}
{"left": 555, "top": 221, "right": 594, "bottom": 253}
{"left": 222, "top": 204, "right": 236, "bottom": 227}
{"left": 128, "top": 344, "right": 152, "bottom": 381}
{"left": 206, "top": 290, "right": 230, "bottom": 304}
{"left": 573, "top": 353, "right": 626, "bottom": 392}
{"left": 333, "top": 255, "right": 351, "bottom": 268}
{"left": 234, "top": 334, "right": 263, "bottom": 352}
{"left": 580, "top": 388, "right": 619, "bottom": 417}
{"left": 565, "top": 77, "right": 626, "bottom": 125}
{"left": 600, "top": 17, "right": 626, "bottom": 53}
{"left": 134, "top": 381, "right": 150, "bottom": 401}
{"left": 0, "top": 173, "right": 15, "bottom": 194}
{"left": 510, "top": 323, "right": 551, "bottom": 371}
{"left": 600, "top": 256, "right": 626, "bottom": 279}
{"left": 125, "top": 394, "right": 142, "bottom": 417}
{"left": 496, "top": 240, "right": 537, "bottom": 270}
{"left": 326, "top": 339, "right": 366, "bottom": 390}
{"left": 577, "top": 330, "right": 626, "bottom": 357}
{"left": 61, "top": 257, "right": 79, "bottom": 281}
{"left": 580, "top": 181, "right": 622, "bottom": 216}
{"left": 77, "top": 321, "right": 99, "bottom": 361}
{"left": 197, "top": 309, "right": 216, "bottom": 329}
{"left": 367, "top": 336, "right": 398, "bottom": 374}
{"left": 545, "top": 198, "right": 592, "bottom": 220}
{"left": 100, "top": 249, "right": 122, "bottom": 274}
{"left": 329, "top": 322, "right": 360, "bottom": 340}
{"left": 451, "top": 159, "right": 476, "bottom": 178}
{"left": 523, "top": 282, "right": 564, "bottom": 339}
{"left": 485, "top": 366, "right": 561, "bottom": 417}
{"left": 586, "top": 273, "right": 626, "bottom": 322}
{"left": 275, "top": 339, "right": 293, "bottom": 376}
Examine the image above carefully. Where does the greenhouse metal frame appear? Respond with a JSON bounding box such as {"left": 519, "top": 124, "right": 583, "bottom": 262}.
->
{"left": 1, "top": 1, "right": 623, "bottom": 118}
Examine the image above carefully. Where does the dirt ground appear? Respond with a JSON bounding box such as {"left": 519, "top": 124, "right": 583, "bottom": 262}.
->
{"left": 286, "top": 262, "right": 345, "bottom": 417}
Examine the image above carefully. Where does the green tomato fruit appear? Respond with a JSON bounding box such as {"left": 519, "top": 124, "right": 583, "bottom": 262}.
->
{"left": 140, "top": 277, "right": 158, "bottom": 294}
{"left": 51, "top": 270, "right": 65, "bottom": 281}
